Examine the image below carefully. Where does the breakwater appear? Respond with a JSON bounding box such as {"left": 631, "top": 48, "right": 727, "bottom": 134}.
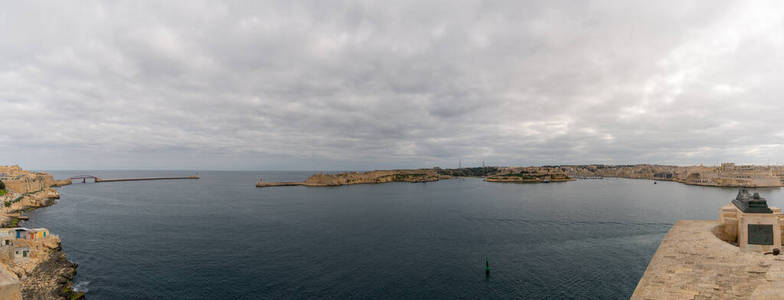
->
{"left": 94, "top": 176, "right": 199, "bottom": 183}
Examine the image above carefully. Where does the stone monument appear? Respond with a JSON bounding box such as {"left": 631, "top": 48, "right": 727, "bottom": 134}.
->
{"left": 719, "top": 189, "right": 782, "bottom": 252}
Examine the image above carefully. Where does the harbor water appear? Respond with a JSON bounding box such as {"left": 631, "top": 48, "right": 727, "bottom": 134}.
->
{"left": 27, "top": 171, "right": 782, "bottom": 299}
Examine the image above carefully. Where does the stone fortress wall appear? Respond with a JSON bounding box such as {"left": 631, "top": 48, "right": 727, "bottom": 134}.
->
{"left": 561, "top": 163, "right": 784, "bottom": 187}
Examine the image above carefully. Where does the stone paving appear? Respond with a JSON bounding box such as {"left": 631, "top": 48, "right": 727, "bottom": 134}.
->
{"left": 632, "top": 220, "right": 784, "bottom": 299}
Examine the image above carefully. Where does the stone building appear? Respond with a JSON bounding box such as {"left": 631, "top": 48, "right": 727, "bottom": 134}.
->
{"left": 679, "top": 163, "right": 781, "bottom": 187}
{"left": 0, "top": 228, "right": 56, "bottom": 263}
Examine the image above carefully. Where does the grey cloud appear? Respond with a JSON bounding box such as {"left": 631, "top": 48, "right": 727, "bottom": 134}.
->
{"left": 2, "top": 0, "right": 784, "bottom": 170}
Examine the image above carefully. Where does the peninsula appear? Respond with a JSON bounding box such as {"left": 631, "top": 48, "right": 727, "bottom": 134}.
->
{"left": 257, "top": 169, "right": 443, "bottom": 187}
{"left": 0, "top": 166, "right": 79, "bottom": 299}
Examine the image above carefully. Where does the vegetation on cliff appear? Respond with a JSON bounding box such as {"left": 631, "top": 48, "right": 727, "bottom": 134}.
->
{"left": 486, "top": 172, "right": 573, "bottom": 183}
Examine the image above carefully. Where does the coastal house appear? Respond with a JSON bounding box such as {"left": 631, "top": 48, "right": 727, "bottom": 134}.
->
{"left": 12, "top": 228, "right": 48, "bottom": 240}
{"left": 13, "top": 247, "right": 29, "bottom": 259}
{"left": 0, "top": 229, "right": 14, "bottom": 247}
{"left": 0, "top": 227, "right": 55, "bottom": 265}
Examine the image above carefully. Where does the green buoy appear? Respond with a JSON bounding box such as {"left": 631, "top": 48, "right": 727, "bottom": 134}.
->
{"left": 485, "top": 257, "right": 490, "bottom": 276}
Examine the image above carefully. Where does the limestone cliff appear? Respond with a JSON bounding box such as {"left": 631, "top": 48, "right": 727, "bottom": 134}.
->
{"left": 6, "top": 236, "right": 79, "bottom": 300}
{"left": 0, "top": 166, "right": 78, "bottom": 299}
{"left": 0, "top": 166, "right": 59, "bottom": 195}
{"left": 0, "top": 188, "right": 61, "bottom": 228}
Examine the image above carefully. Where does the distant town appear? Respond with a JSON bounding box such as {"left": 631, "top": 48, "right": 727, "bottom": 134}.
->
{"left": 560, "top": 163, "right": 784, "bottom": 187}
{"left": 257, "top": 163, "right": 784, "bottom": 188}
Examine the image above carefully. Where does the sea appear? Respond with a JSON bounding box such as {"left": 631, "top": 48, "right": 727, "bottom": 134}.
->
{"left": 24, "top": 171, "right": 784, "bottom": 299}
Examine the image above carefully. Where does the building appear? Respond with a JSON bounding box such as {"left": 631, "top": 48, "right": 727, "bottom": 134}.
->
{"left": 12, "top": 247, "right": 29, "bottom": 260}
{"left": 0, "top": 228, "right": 55, "bottom": 263}
{"left": 12, "top": 228, "right": 48, "bottom": 240}
{"left": 678, "top": 163, "right": 781, "bottom": 187}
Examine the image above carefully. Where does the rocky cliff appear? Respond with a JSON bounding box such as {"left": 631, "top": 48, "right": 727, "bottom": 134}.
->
{"left": 9, "top": 237, "right": 79, "bottom": 300}
{"left": 0, "top": 166, "right": 60, "bottom": 195}
{"left": 0, "top": 166, "right": 78, "bottom": 299}
{"left": 0, "top": 189, "right": 61, "bottom": 228}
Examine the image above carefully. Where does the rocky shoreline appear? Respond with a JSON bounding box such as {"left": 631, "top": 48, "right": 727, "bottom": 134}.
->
{"left": 19, "top": 246, "right": 79, "bottom": 300}
{"left": 13, "top": 192, "right": 81, "bottom": 300}
{"left": 0, "top": 166, "right": 80, "bottom": 300}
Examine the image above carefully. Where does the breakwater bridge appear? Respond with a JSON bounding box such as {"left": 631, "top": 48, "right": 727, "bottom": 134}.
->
{"left": 68, "top": 175, "right": 199, "bottom": 183}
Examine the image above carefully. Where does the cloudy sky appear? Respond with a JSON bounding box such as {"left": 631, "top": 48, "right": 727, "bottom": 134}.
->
{"left": 2, "top": 1, "right": 784, "bottom": 170}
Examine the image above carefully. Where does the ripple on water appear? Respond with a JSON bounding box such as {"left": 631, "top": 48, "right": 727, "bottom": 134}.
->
{"left": 28, "top": 172, "right": 744, "bottom": 299}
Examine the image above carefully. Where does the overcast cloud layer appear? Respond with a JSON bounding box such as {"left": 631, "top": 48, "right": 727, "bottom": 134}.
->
{"left": 3, "top": 1, "right": 784, "bottom": 170}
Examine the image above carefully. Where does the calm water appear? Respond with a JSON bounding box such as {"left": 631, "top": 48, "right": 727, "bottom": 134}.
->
{"left": 25, "top": 171, "right": 784, "bottom": 299}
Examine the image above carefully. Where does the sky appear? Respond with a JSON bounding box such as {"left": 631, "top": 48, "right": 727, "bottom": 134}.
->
{"left": 2, "top": 1, "right": 784, "bottom": 170}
